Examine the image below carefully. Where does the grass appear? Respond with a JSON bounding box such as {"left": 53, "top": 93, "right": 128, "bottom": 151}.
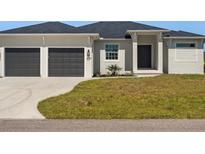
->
{"left": 38, "top": 75, "right": 205, "bottom": 119}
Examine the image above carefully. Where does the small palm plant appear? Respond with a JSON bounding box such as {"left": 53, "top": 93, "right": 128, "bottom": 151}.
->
{"left": 107, "top": 64, "right": 122, "bottom": 76}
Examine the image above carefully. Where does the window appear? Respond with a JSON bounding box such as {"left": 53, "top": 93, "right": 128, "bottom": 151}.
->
{"left": 176, "top": 43, "right": 196, "bottom": 48}
{"left": 105, "top": 44, "right": 119, "bottom": 60}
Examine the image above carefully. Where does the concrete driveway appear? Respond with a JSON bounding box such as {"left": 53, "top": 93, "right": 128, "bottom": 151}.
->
{"left": 0, "top": 77, "right": 86, "bottom": 119}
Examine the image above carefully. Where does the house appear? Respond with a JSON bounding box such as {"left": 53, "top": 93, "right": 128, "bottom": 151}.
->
{"left": 0, "top": 21, "right": 204, "bottom": 77}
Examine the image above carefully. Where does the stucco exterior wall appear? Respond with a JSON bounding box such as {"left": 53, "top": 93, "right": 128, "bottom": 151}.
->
{"left": 93, "top": 40, "right": 132, "bottom": 75}
{"left": 167, "top": 39, "right": 204, "bottom": 74}
{"left": 44, "top": 35, "right": 90, "bottom": 47}
{"left": 0, "top": 35, "right": 90, "bottom": 47}
{"left": 40, "top": 47, "right": 48, "bottom": 77}
{"left": 0, "top": 35, "right": 204, "bottom": 77}
{"left": 0, "top": 47, "right": 4, "bottom": 77}
{"left": 0, "top": 35, "right": 43, "bottom": 47}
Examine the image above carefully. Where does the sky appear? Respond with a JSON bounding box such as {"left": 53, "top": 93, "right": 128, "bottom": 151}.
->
{"left": 0, "top": 21, "right": 204, "bottom": 49}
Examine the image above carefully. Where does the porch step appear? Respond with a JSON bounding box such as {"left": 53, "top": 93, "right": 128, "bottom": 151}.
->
{"left": 134, "top": 73, "right": 162, "bottom": 77}
{"left": 133, "top": 69, "right": 162, "bottom": 77}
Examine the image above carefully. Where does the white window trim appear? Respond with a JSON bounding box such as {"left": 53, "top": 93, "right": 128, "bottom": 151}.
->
{"left": 175, "top": 42, "right": 196, "bottom": 49}
{"left": 104, "top": 43, "right": 120, "bottom": 61}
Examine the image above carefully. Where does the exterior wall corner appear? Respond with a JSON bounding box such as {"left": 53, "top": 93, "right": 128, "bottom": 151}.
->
{"left": 40, "top": 47, "right": 48, "bottom": 77}
{"left": 0, "top": 47, "right": 5, "bottom": 77}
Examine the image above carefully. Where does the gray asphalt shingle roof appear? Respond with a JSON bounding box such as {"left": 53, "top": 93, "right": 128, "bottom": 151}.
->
{"left": 0, "top": 21, "right": 204, "bottom": 38}
{"left": 0, "top": 22, "right": 75, "bottom": 33}
{"left": 164, "top": 30, "right": 204, "bottom": 37}
{"left": 73, "top": 21, "right": 167, "bottom": 38}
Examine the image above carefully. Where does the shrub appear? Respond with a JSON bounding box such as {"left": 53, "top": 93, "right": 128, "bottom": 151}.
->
{"left": 107, "top": 64, "right": 122, "bottom": 76}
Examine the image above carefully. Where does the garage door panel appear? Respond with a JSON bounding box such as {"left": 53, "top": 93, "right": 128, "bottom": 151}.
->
{"left": 5, "top": 48, "right": 40, "bottom": 76}
{"left": 48, "top": 58, "right": 84, "bottom": 62}
{"left": 48, "top": 48, "right": 84, "bottom": 77}
{"left": 49, "top": 69, "right": 83, "bottom": 77}
{"left": 6, "top": 69, "right": 40, "bottom": 76}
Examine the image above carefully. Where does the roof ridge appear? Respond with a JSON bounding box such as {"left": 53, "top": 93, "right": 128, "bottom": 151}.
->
{"left": 76, "top": 21, "right": 167, "bottom": 30}
{"left": 53, "top": 22, "right": 76, "bottom": 28}
{"left": 134, "top": 22, "right": 168, "bottom": 30}
{"left": 76, "top": 21, "right": 99, "bottom": 28}
{"left": 76, "top": 21, "right": 137, "bottom": 28}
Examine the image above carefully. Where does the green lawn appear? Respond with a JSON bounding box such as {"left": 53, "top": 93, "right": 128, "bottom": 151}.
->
{"left": 38, "top": 75, "right": 205, "bottom": 119}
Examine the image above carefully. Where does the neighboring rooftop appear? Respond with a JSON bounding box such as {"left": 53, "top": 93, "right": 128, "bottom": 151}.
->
{"left": 164, "top": 30, "right": 204, "bottom": 37}
{"left": 0, "top": 22, "right": 75, "bottom": 33}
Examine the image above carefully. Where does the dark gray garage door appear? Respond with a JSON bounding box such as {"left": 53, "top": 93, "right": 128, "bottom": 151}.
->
{"left": 48, "top": 48, "right": 84, "bottom": 77}
{"left": 5, "top": 48, "right": 40, "bottom": 76}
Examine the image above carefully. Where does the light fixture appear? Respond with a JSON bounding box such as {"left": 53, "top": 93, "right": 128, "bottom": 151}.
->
{"left": 87, "top": 49, "right": 91, "bottom": 59}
